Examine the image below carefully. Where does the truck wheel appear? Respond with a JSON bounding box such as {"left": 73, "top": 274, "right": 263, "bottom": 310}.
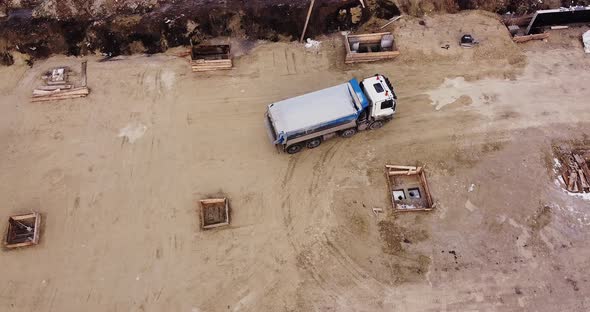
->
{"left": 286, "top": 144, "right": 303, "bottom": 154}
{"left": 340, "top": 128, "right": 357, "bottom": 138}
{"left": 369, "top": 121, "right": 384, "bottom": 130}
{"left": 306, "top": 138, "right": 322, "bottom": 149}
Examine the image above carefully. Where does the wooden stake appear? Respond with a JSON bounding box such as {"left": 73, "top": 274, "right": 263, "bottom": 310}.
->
{"left": 81, "top": 60, "right": 88, "bottom": 87}
{"left": 380, "top": 15, "right": 402, "bottom": 29}
{"left": 300, "top": 0, "right": 316, "bottom": 43}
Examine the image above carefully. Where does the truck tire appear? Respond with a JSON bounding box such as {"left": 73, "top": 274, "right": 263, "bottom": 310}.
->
{"left": 306, "top": 138, "right": 322, "bottom": 149}
{"left": 286, "top": 144, "right": 303, "bottom": 154}
{"left": 340, "top": 128, "right": 357, "bottom": 138}
{"left": 369, "top": 121, "right": 384, "bottom": 130}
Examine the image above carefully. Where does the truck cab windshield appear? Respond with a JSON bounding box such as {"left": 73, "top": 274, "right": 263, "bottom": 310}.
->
{"left": 373, "top": 83, "right": 384, "bottom": 93}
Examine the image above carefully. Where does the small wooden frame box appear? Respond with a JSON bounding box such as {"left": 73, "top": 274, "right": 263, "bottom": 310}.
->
{"left": 4, "top": 212, "right": 41, "bottom": 249}
{"left": 385, "top": 165, "right": 434, "bottom": 212}
{"left": 199, "top": 198, "right": 230, "bottom": 229}
{"left": 344, "top": 32, "right": 400, "bottom": 64}
{"left": 191, "top": 45, "right": 233, "bottom": 72}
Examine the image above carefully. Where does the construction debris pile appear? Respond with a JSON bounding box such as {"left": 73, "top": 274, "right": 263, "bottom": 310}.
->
{"left": 558, "top": 149, "right": 590, "bottom": 193}
{"left": 32, "top": 61, "right": 89, "bottom": 102}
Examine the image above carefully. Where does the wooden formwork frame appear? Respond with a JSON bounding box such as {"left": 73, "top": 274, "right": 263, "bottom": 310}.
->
{"left": 4, "top": 212, "right": 41, "bottom": 249}
{"left": 199, "top": 198, "right": 230, "bottom": 230}
{"left": 385, "top": 165, "right": 434, "bottom": 212}
{"left": 191, "top": 44, "right": 233, "bottom": 72}
{"left": 344, "top": 32, "right": 400, "bottom": 64}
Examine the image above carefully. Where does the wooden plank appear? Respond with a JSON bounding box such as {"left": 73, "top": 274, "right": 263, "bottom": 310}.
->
{"left": 33, "top": 88, "right": 88, "bottom": 97}
{"left": 386, "top": 165, "right": 417, "bottom": 170}
{"left": 81, "top": 60, "right": 88, "bottom": 87}
{"left": 346, "top": 56, "right": 400, "bottom": 62}
{"left": 191, "top": 59, "right": 232, "bottom": 64}
{"left": 32, "top": 88, "right": 89, "bottom": 98}
{"left": 579, "top": 169, "right": 589, "bottom": 190}
{"left": 191, "top": 65, "right": 232, "bottom": 68}
{"left": 420, "top": 171, "right": 434, "bottom": 208}
{"left": 562, "top": 172, "right": 570, "bottom": 187}
{"left": 192, "top": 66, "right": 233, "bottom": 69}
{"left": 380, "top": 16, "right": 402, "bottom": 29}
{"left": 192, "top": 68, "right": 232, "bottom": 71}
{"left": 345, "top": 54, "right": 401, "bottom": 64}
{"left": 300, "top": 0, "right": 316, "bottom": 43}
{"left": 348, "top": 51, "right": 401, "bottom": 59}
{"left": 395, "top": 208, "right": 433, "bottom": 212}
{"left": 568, "top": 171, "right": 577, "bottom": 191}
{"left": 388, "top": 171, "right": 413, "bottom": 176}
{"left": 384, "top": 168, "right": 396, "bottom": 210}
{"left": 344, "top": 34, "right": 352, "bottom": 54}
{"left": 200, "top": 198, "right": 227, "bottom": 205}
{"left": 31, "top": 94, "right": 87, "bottom": 102}
{"left": 35, "top": 85, "right": 73, "bottom": 91}
{"left": 574, "top": 154, "right": 586, "bottom": 166}
{"left": 191, "top": 63, "right": 233, "bottom": 67}
{"left": 347, "top": 32, "right": 392, "bottom": 40}
{"left": 513, "top": 33, "right": 549, "bottom": 43}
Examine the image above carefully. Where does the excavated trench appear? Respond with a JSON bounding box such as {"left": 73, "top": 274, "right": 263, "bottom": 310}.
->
{"left": 0, "top": 0, "right": 588, "bottom": 62}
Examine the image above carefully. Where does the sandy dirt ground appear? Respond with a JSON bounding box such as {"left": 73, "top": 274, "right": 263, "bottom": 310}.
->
{"left": 1, "top": 11, "right": 590, "bottom": 312}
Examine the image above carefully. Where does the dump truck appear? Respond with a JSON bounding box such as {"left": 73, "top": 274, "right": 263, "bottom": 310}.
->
{"left": 265, "top": 74, "right": 397, "bottom": 154}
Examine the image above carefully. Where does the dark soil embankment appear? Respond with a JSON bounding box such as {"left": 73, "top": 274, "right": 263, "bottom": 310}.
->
{"left": 0, "top": 0, "right": 589, "bottom": 62}
{"left": 0, "top": 0, "right": 368, "bottom": 60}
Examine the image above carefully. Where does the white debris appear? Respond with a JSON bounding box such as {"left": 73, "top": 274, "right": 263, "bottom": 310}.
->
{"left": 567, "top": 191, "right": 590, "bottom": 201}
{"left": 553, "top": 157, "right": 561, "bottom": 168}
{"left": 304, "top": 38, "right": 321, "bottom": 51}
{"left": 399, "top": 204, "right": 416, "bottom": 209}
{"left": 583, "top": 30, "right": 590, "bottom": 54}
{"left": 465, "top": 199, "right": 477, "bottom": 212}
{"left": 468, "top": 183, "right": 475, "bottom": 192}
{"left": 118, "top": 123, "right": 147, "bottom": 143}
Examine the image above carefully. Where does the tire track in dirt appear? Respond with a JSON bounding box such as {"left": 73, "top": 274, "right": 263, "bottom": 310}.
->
{"left": 277, "top": 138, "right": 388, "bottom": 309}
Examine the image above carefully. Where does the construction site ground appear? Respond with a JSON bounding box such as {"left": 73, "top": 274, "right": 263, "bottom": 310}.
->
{"left": 1, "top": 11, "right": 590, "bottom": 312}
